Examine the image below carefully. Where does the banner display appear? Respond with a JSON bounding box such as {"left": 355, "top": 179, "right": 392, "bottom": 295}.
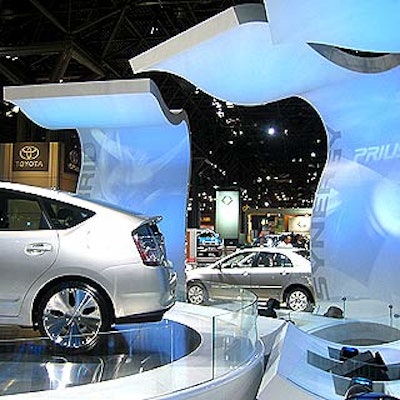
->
{"left": 215, "top": 190, "right": 240, "bottom": 240}
{"left": 64, "top": 144, "right": 81, "bottom": 175}
{"left": 288, "top": 215, "right": 311, "bottom": 234}
{"left": 307, "top": 70, "right": 400, "bottom": 317}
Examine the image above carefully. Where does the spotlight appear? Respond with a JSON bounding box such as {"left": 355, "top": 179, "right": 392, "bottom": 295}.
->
{"left": 258, "top": 298, "right": 280, "bottom": 318}
{"left": 345, "top": 377, "right": 373, "bottom": 399}
{"left": 323, "top": 305, "right": 344, "bottom": 319}
{"left": 345, "top": 376, "right": 399, "bottom": 399}
{"left": 340, "top": 346, "right": 360, "bottom": 361}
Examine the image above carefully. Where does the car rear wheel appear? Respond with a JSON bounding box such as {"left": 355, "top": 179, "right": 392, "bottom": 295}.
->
{"left": 37, "top": 281, "right": 111, "bottom": 352}
{"left": 187, "top": 283, "right": 208, "bottom": 305}
{"left": 286, "top": 287, "right": 312, "bottom": 312}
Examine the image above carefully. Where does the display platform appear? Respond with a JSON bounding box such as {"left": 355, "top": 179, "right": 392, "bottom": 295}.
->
{"left": 4, "top": 295, "right": 400, "bottom": 399}
{"left": 0, "top": 301, "right": 265, "bottom": 400}
{"left": 0, "top": 319, "right": 201, "bottom": 396}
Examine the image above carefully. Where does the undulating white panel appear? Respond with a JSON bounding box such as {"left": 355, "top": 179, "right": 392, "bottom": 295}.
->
{"left": 4, "top": 79, "right": 191, "bottom": 296}
{"left": 265, "top": 0, "right": 400, "bottom": 52}
{"left": 130, "top": 4, "right": 355, "bottom": 106}
{"left": 130, "top": 3, "right": 400, "bottom": 319}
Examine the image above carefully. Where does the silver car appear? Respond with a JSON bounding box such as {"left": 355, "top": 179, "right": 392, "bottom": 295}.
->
{"left": 186, "top": 247, "right": 314, "bottom": 311}
{"left": 0, "top": 181, "right": 176, "bottom": 351}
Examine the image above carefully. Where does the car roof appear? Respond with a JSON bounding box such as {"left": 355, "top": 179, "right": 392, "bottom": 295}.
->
{"left": 223, "top": 246, "right": 311, "bottom": 266}
{"left": 0, "top": 181, "right": 149, "bottom": 223}
{"left": 237, "top": 247, "right": 298, "bottom": 255}
{"left": 0, "top": 180, "right": 74, "bottom": 201}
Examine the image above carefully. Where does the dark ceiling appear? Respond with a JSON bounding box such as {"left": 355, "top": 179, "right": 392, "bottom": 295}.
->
{"left": 0, "top": 0, "right": 326, "bottom": 218}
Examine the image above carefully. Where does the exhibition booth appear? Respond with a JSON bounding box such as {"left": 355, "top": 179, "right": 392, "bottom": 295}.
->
{"left": 1, "top": 0, "right": 400, "bottom": 399}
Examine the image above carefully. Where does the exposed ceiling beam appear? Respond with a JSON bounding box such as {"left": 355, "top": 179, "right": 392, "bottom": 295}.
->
{"left": 0, "top": 43, "right": 66, "bottom": 57}
{"left": 72, "top": 9, "right": 122, "bottom": 35}
{"left": 50, "top": 46, "right": 74, "bottom": 82}
{"left": 101, "top": 6, "right": 129, "bottom": 58}
{"left": 71, "top": 44, "right": 106, "bottom": 77}
{"left": 0, "top": 61, "right": 26, "bottom": 84}
{"left": 29, "top": 0, "right": 68, "bottom": 34}
{"left": 0, "top": 42, "right": 107, "bottom": 79}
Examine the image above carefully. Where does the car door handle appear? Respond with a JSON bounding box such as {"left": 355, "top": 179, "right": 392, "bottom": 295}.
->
{"left": 25, "top": 243, "right": 53, "bottom": 256}
{"left": 280, "top": 271, "right": 289, "bottom": 276}
{"left": 242, "top": 271, "right": 249, "bottom": 277}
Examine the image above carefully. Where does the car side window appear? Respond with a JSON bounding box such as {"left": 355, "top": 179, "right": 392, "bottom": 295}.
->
{"left": 0, "top": 189, "right": 95, "bottom": 231}
{"left": 0, "top": 191, "right": 48, "bottom": 231}
{"left": 221, "top": 252, "right": 256, "bottom": 269}
{"left": 257, "top": 252, "right": 275, "bottom": 267}
{"left": 272, "top": 253, "right": 293, "bottom": 268}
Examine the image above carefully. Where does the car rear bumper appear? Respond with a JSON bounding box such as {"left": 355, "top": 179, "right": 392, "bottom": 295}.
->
{"left": 113, "top": 268, "right": 177, "bottom": 320}
{"left": 115, "top": 302, "right": 175, "bottom": 324}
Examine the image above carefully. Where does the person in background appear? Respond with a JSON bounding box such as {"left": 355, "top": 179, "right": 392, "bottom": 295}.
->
{"left": 277, "top": 234, "right": 293, "bottom": 248}
{"left": 292, "top": 234, "right": 305, "bottom": 248}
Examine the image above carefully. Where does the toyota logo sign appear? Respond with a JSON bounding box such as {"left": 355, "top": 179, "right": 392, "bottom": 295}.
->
{"left": 19, "top": 145, "right": 40, "bottom": 161}
{"left": 13, "top": 142, "right": 49, "bottom": 171}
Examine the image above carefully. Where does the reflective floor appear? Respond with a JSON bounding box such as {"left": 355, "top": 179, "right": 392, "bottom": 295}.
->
{"left": 0, "top": 320, "right": 201, "bottom": 396}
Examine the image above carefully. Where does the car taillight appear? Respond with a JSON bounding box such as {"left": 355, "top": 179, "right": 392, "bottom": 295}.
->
{"left": 132, "top": 223, "right": 167, "bottom": 266}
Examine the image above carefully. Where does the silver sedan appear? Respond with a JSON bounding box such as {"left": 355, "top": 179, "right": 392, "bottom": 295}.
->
{"left": 0, "top": 181, "right": 176, "bottom": 352}
{"left": 186, "top": 247, "right": 314, "bottom": 312}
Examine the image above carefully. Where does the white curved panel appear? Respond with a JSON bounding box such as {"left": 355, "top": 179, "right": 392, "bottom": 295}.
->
{"left": 305, "top": 68, "right": 400, "bottom": 317}
{"left": 4, "top": 80, "right": 184, "bottom": 129}
{"left": 130, "top": 4, "right": 400, "bottom": 319}
{"left": 4, "top": 79, "right": 191, "bottom": 296}
{"left": 130, "top": 5, "right": 355, "bottom": 106}
{"left": 265, "top": 0, "right": 400, "bottom": 52}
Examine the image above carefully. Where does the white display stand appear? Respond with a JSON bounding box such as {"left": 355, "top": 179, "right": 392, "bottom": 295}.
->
{"left": 0, "top": 302, "right": 266, "bottom": 400}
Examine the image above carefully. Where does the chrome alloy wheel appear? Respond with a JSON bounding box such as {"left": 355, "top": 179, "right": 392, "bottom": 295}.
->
{"left": 287, "top": 289, "right": 309, "bottom": 312}
{"left": 42, "top": 287, "right": 102, "bottom": 349}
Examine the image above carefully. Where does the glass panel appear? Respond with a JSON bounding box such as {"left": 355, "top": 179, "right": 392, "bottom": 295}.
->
{"left": 213, "top": 299, "right": 258, "bottom": 379}
{"left": 221, "top": 252, "right": 256, "bottom": 268}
